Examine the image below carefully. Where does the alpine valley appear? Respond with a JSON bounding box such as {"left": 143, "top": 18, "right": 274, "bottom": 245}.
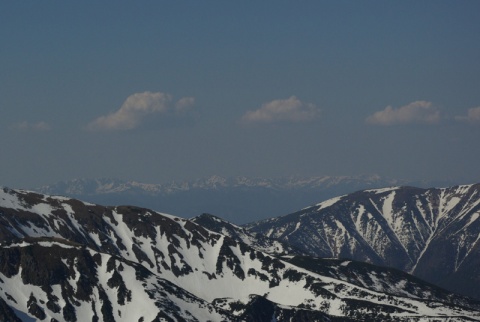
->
{"left": 0, "top": 184, "right": 479, "bottom": 321}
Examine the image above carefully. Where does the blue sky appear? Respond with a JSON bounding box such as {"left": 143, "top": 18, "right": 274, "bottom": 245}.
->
{"left": 1, "top": 1, "right": 480, "bottom": 188}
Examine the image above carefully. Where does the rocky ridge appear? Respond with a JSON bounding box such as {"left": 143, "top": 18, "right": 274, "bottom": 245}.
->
{"left": 246, "top": 184, "right": 480, "bottom": 300}
{"left": 0, "top": 187, "right": 479, "bottom": 321}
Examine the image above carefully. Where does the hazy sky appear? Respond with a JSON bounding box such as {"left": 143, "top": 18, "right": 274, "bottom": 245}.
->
{"left": 1, "top": 1, "right": 480, "bottom": 188}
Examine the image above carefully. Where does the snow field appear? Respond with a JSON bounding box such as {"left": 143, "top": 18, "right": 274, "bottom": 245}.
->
{"left": 95, "top": 252, "right": 159, "bottom": 322}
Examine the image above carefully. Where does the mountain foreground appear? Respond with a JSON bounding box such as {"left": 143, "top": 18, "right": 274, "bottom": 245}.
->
{"left": 0, "top": 186, "right": 479, "bottom": 321}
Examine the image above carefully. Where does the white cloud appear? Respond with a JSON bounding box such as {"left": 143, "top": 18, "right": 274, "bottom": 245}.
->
{"left": 366, "top": 101, "right": 441, "bottom": 125}
{"left": 9, "top": 121, "right": 51, "bottom": 131}
{"left": 175, "top": 97, "right": 195, "bottom": 113}
{"left": 241, "top": 96, "right": 320, "bottom": 124}
{"left": 455, "top": 106, "right": 480, "bottom": 124}
{"left": 87, "top": 91, "right": 195, "bottom": 131}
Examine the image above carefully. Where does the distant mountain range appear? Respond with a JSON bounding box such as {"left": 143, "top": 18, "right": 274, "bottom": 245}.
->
{"left": 1, "top": 187, "right": 480, "bottom": 321}
{"left": 36, "top": 175, "right": 456, "bottom": 224}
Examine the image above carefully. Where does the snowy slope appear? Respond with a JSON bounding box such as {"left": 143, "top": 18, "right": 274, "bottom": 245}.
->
{"left": 0, "top": 187, "right": 479, "bottom": 321}
{"left": 0, "top": 238, "right": 230, "bottom": 322}
{"left": 247, "top": 184, "right": 480, "bottom": 300}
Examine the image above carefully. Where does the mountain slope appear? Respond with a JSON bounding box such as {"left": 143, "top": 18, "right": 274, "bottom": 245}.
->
{"left": 1, "top": 187, "right": 480, "bottom": 321}
{"left": 190, "top": 213, "right": 302, "bottom": 256}
{"left": 246, "top": 184, "right": 480, "bottom": 299}
{"left": 0, "top": 238, "right": 230, "bottom": 322}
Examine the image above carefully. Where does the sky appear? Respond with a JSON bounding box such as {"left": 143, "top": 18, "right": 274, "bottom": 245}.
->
{"left": 1, "top": 1, "right": 480, "bottom": 189}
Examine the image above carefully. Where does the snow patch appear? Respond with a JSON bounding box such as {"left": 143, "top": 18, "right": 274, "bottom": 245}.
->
{"left": 315, "top": 196, "right": 343, "bottom": 211}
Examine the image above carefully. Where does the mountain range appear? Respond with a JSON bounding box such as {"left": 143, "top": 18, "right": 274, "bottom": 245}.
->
{"left": 245, "top": 184, "right": 480, "bottom": 300}
{"left": 0, "top": 185, "right": 479, "bottom": 321}
{"left": 36, "top": 175, "right": 455, "bottom": 224}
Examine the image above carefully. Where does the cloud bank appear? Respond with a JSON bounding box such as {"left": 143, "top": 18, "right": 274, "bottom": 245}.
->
{"left": 87, "top": 91, "right": 195, "bottom": 131}
{"left": 241, "top": 96, "right": 320, "bottom": 124}
{"left": 455, "top": 107, "right": 480, "bottom": 124}
{"left": 366, "top": 101, "right": 441, "bottom": 126}
{"left": 9, "top": 121, "right": 51, "bottom": 131}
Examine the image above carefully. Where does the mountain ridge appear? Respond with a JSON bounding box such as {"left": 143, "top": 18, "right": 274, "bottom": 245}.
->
{"left": 246, "top": 183, "right": 480, "bottom": 300}
{"left": 1, "top": 187, "right": 479, "bottom": 321}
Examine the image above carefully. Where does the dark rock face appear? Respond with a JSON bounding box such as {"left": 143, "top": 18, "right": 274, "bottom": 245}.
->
{"left": 0, "top": 297, "right": 23, "bottom": 322}
{"left": 238, "top": 296, "right": 350, "bottom": 322}
{"left": 247, "top": 184, "right": 480, "bottom": 300}
{"left": 0, "top": 187, "right": 479, "bottom": 321}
